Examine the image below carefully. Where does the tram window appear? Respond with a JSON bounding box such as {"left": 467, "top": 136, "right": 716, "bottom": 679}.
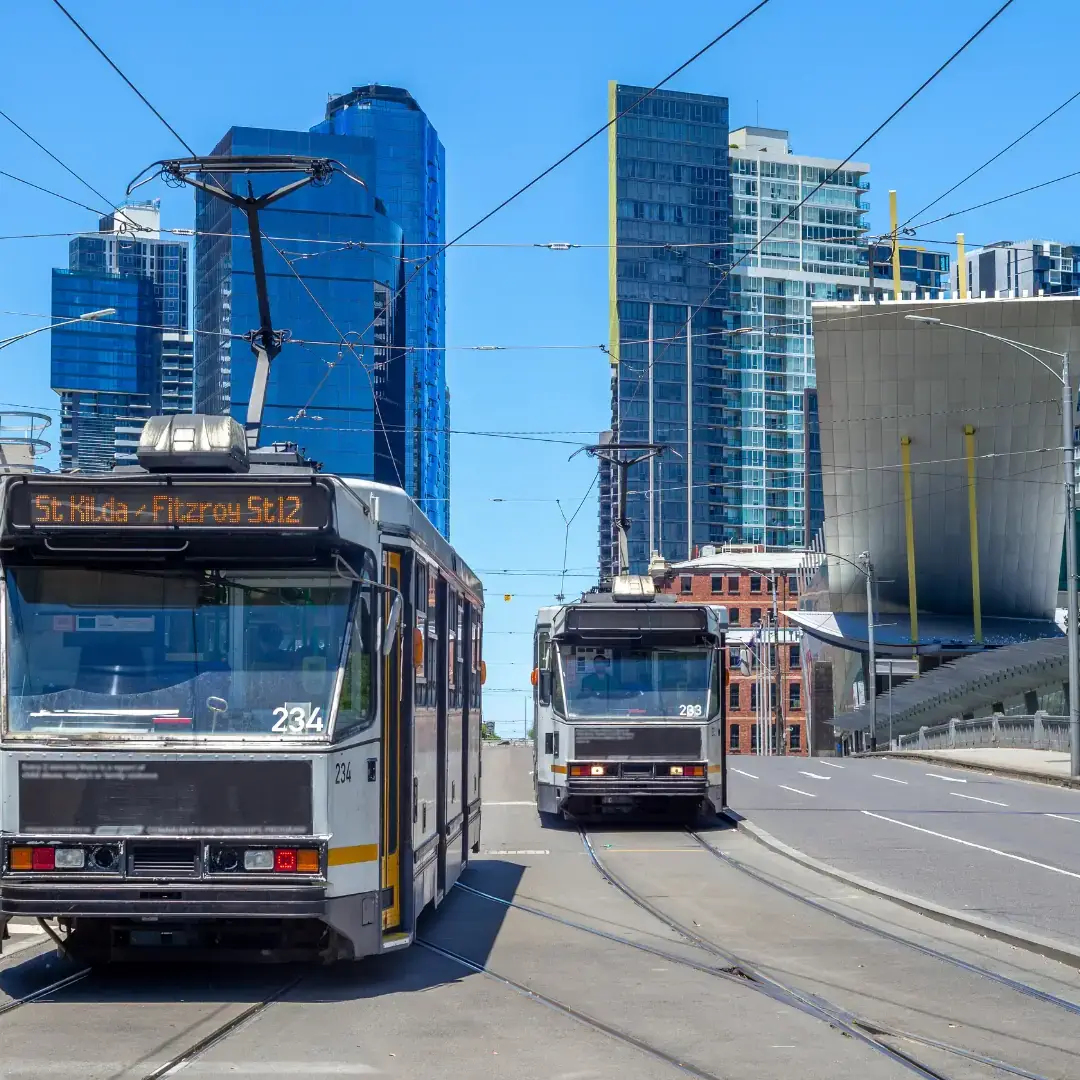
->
{"left": 335, "top": 588, "right": 376, "bottom": 738}
{"left": 548, "top": 644, "right": 566, "bottom": 716}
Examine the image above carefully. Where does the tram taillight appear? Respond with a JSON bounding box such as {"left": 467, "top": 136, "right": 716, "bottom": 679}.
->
{"left": 274, "top": 849, "right": 298, "bottom": 873}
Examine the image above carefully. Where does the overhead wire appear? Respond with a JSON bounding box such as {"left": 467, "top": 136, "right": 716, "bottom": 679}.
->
{"left": 0, "top": 107, "right": 143, "bottom": 231}
{"left": 902, "top": 86, "right": 1080, "bottom": 231}
{"left": 0, "top": 170, "right": 109, "bottom": 219}
{"left": 49, "top": 0, "right": 197, "bottom": 157}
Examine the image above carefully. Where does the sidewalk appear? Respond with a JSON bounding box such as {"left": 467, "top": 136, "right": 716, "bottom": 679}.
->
{"left": 872, "top": 747, "right": 1080, "bottom": 788}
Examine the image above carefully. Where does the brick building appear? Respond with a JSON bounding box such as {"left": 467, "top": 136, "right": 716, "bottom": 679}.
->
{"left": 652, "top": 547, "right": 806, "bottom": 755}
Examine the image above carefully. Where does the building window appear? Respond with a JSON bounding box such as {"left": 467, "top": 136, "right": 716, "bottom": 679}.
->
{"left": 750, "top": 575, "right": 762, "bottom": 593}
{"left": 711, "top": 575, "right": 723, "bottom": 594}
{"left": 729, "top": 647, "right": 741, "bottom": 669}
{"left": 727, "top": 575, "right": 740, "bottom": 593}
{"left": 750, "top": 684, "right": 758, "bottom": 711}
{"left": 729, "top": 724, "right": 740, "bottom": 750}
{"left": 788, "top": 575, "right": 799, "bottom": 595}
{"left": 789, "top": 644, "right": 800, "bottom": 667}
{"left": 729, "top": 683, "right": 740, "bottom": 711}
{"left": 680, "top": 575, "right": 693, "bottom": 594}
{"left": 770, "top": 683, "right": 777, "bottom": 709}
{"left": 750, "top": 608, "right": 762, "bottom": 625}
{"left": 751, "top": 723, "right": 759, "bottom": 751}
{"left": 729, "top": 607, "right": 740, "bottom": 626}
{"left": 789, "top": 682, "right": 801, "bottom": 710}
{"left": 789, "top": 724, "right": 801, "bottom": 751}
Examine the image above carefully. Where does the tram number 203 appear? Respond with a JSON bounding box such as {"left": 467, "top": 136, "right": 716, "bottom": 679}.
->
{"left": 271, "top": 704, "right": 325, "bottom": 733}
{"left": 678, "top": 704, "right": 704, "bottom": 718}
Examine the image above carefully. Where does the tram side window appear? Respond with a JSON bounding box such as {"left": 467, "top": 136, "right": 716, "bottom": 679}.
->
{"left": 469, "top": 610, "right": 482, "bottom": 711}
{"left": 335, "top": 586, "right": 376, "bottom": 738}
{"left": 548, "top": 643, "right": 566, "bottom": 715}
{"left": 415, "top": 563, "right": 433, "bottom": 709}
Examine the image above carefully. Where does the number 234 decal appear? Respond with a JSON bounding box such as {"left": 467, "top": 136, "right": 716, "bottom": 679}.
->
{"left": 271, "top": 705, "right": 325, "bottom": 733}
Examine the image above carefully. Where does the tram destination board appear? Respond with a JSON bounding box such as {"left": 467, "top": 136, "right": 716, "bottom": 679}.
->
{"left": 7, "top": 480, "right": 332, "bottom": 531}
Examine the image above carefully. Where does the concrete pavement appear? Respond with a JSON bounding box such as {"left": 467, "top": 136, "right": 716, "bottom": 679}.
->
{"left": 880, "top": 747, "right": 1079, "bottom": 785}
{"left": 727, "top": 754, "right": 1080, "bottom": 948}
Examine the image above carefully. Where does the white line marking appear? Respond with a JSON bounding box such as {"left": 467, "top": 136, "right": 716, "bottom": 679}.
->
{"left": 950, "top": 792, "right": 1008, "bottom": 807}
{"left": 6, "top": 923, "right": 46, "bottom": 935}
{"left": 1046, "top": 813, "right": 1080, "bottom": 825}
{"left": 483, "top": 849, "right": 550, "bottom": 855}
{"left": 816, "top": 760, "right": 845, "bottom": 769}
{"left": 861, "top": 811, "right": 1080, "bottom": 880}
{"left": 799, "top": 771, "right": 832, "bottom": 780}
{"left": 872, "top": 774, "right": 909, "bottom": 785}
{"left": 732, "top": 768, "right": 759, "bottom": 779}
{"left": 779, "top": 784, "right": 817, "bottom": 798}
{"left": 926, "top": 772, "right": 967, "bottom": 783}
{"left": 483, "top": 801, "right": 534, "bottom": 806}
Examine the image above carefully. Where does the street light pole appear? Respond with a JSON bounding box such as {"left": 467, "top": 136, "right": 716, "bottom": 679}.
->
{"left": 862, "top": 552, "right": 877, "bottom": 751}
{"left": 906, "top": 315, "right": 1080, "bottom": 778}
{"left": 0, "top": 308, "right": 116, "bottom": 351}
{"left": 1061, "top": 350, "right": 1080, "bottom": 778}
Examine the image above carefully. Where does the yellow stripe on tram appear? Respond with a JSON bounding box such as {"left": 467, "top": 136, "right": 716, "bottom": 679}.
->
{"left": 328, "top": 844, "right": 379, "bottom": 867}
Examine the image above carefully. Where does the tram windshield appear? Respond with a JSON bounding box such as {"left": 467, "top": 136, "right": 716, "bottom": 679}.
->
{"left": 4, "top": 565, "right": 369, "bottom": 738}
{"left": 556, "top": 644, "right": 717, "bottom": 720}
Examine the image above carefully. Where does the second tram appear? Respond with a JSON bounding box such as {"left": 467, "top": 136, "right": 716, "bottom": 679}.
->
{"left": 533, "top": 577, "right": 727, "bottom": 819}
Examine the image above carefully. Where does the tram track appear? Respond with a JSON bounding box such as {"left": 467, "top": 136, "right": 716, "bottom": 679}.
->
{"left": 576, "top": 826, "right": 1072, "bottom": 1080}
{"left": 447, "top": 820, "right": 1071, "bottom": 1075}
{"left": 685, "top": 828, "right": 1080, "bottom": 1018}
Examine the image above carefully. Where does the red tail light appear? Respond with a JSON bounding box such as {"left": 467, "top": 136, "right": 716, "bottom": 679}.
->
{"left": 274, "top": 848, "right": 298, "bottom": 873}
{"left": 31, "top": 847, "right": 55, "bottom": 871}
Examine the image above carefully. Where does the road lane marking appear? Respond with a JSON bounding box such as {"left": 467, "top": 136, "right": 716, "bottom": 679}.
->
{"left": 778, "top": 785, "right": 817, "bottom": 798}
{"left": 732, "top": 768, "right": 759, "bottom": 779}
{"left": 816, "top": 760, "right": 845, "bottom": 769}
{"left": 873, "top": 774, "right": 908, "bottom": 784}
{"left": 926, "top": 772, "right": 967, "bottom": 783}
{"left": 483, "top": 849, "right": 550, "bottom": 855}
{"left": 799, "top": 771, "right": 832, "bottom": 780}
{"left": 950, "top": 792, "right": 1008, "bottom": 807}
{"left": 861, "top": 811, "right": 1080, "bottom": 880}
{"left": 1046, "top": 813, "right": 1080, "bottom": 825}
{"left": 484, "top": 801, "right": 534, "bottom": 806}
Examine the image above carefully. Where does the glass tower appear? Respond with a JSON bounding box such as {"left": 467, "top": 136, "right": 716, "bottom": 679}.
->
{"left": 313, "top": 85, "right": 448, "bottom": 536}
{"left": 194, "top": 126, "right": 408, "bottom": 484}
{"left": 607, "top": 83, "right": 732, "bottom": 575}
{"left": 51, "top": 202, "right": 191, "bottom": 472}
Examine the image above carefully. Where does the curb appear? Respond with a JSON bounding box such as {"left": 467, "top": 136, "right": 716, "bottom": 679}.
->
{"left": 861, "top": 751, "right": 1080, "bottom": 790}
{"left": 720, "top": 810, "right": 1080, "bottom": 972}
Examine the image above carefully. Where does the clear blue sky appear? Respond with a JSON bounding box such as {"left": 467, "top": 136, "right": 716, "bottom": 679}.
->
{"left": 1, "top": 0, "right": 1076, "bottom": 734}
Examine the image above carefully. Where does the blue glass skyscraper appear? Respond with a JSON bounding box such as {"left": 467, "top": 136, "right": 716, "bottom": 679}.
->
{"left": 313, "top": 85, "right": 448, "bottom": 536}
{"left": 51, "top": 202, "right": 191, "bottom": 472}
{"left": 194, "top": 126, "right": 408, "bottom": 483}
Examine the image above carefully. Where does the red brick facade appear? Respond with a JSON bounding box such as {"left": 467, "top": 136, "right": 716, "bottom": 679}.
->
{"left": 656, "top": 563, "right": 806, "bottom": 755}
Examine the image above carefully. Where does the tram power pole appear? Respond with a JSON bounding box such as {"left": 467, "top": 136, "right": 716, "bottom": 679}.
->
{"left": 127, "top": 155, "right": 360, "bottom": 449}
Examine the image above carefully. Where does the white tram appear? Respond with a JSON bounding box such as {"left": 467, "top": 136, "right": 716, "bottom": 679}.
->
{"left": 533, "top": 578, "right": 728, "bottom": 820}
{"left": 0, "top": 416, "right": 483, "bottom": 962}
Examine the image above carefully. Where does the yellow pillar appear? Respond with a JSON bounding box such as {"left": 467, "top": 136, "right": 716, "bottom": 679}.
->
{"left": 900, "top": 435, "right": 919, "bottom": 648}
{"left": 889, "top": 190, "right": 902, "bottom": 300}
{"left": 957, "top": 232, "right": 967, "bottom": 298}
{"left": 607, "top": 81, "right": 620, "bottom": 369}
{"left": 964, "top": 425, "right": 982, "bottom": 643}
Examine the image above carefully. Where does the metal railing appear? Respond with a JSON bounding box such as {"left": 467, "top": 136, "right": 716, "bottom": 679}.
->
{"left": 895, "top": 713, "right": 1070, "bottom": 753}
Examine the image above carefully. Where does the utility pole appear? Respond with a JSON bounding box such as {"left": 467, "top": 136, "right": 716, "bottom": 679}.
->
{"left": 1061, "top": 351, "right": 1080, "bottom": 778}
{"left": 771, "top": 575, "right": 784, "bottom": 755}
{"left": 129, "top": 155, "right": 347, "bottom": 449}
{"left": 862, "top": 551, "right": 877, "bottom": 752}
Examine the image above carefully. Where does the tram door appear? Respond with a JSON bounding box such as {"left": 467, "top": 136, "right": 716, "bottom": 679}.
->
{"left": 381, "top": 551, "right": 403, "bottom": 931}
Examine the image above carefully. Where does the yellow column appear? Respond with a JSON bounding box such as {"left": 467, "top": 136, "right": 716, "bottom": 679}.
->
{"left": 964, "top": 425, "right": 982, "bottom": 643}
{"left": 607, "top": 81, "right": 620, "bottom": 369}
{"left": 957, "top": 232, "right": 967, "bottom": 298}
{"left": 889, "top": 190, "right": 902, "bottom": 299}
{"left": 900, "top": 435, "right": 919, "bottom": 648}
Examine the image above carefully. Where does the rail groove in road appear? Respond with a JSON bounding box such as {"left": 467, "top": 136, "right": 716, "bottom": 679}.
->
{"left": 578, "top": 827, "right": 1059, "bottom": 1080}
{"left": 686, "top": 829, "right": 1080, "bottom": 1019}
{"left": 0, "top": 967, "right": 91, "bottom": 1018}
{"left": 415, "top": 937, "right": 728, "bottom": 1080}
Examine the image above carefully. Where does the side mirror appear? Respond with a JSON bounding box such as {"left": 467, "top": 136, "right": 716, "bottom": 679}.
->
{"left": 382, "top": 593, "right": 402, "bottom": 657}
{"left": 538, "top": 669, "right": 552, "bottom": 705}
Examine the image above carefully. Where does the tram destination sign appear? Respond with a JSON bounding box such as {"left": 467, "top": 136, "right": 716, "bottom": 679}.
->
{"left": 7, "top": 480, "right": 332, "bottom": 531}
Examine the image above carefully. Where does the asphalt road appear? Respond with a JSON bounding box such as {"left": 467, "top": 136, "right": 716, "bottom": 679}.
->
{"left": 727, "top": 754, "right": 1080, "bottom": 946}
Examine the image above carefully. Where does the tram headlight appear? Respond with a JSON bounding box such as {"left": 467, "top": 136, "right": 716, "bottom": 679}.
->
{"left": 207, "top": 847, "right": 242, "bottom": 873}
{"left": 243, "top": 849, "right": 275, "bottom": 872}
{"left": 54, "top": 848, "right": 86, "bottom": 870}
{"left": 90, "top": 845, "right": 119, "bottom": 871}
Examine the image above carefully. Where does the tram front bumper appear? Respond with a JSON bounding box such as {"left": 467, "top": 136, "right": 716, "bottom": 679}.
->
{"left": 565, "top": 761, "right": 708, "bottom": 797}
{"left": 0, "top": 880, "right": 327, "bottom": 920}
